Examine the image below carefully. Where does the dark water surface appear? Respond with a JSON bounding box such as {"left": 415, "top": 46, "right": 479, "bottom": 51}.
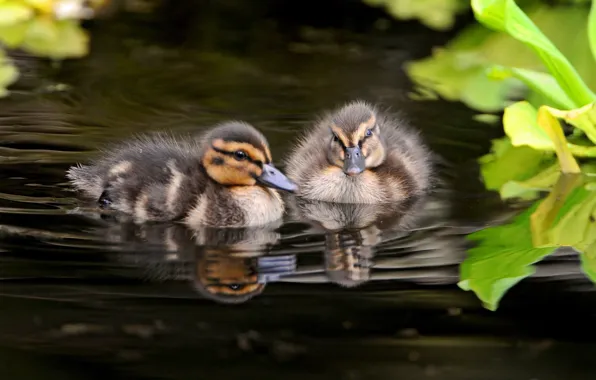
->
{"left": 1, "top": 2, "right": 596, "bottom": 379}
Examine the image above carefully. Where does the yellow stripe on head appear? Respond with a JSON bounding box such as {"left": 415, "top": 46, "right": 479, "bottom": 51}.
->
{"left": 353, "top": 114, "right": 376, "bottom": 146}
{"left": 212, "top": 139, "right": 267, "bottom": 164}
{"left": 330, "top": 124, "right": 351, "bottom": 147}
{"left": 202, "top": 147, "right": 261, "bottom": 186}
{"left": 262, "top": 143, "right": 272, "bottom": 164}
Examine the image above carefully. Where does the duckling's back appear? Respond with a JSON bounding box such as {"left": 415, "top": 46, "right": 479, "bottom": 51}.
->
{"left": 67, "top": 133, "right": 207, "bottom": 222}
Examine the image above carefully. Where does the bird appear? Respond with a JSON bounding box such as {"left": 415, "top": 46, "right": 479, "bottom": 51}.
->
{"left": 284, "top": 100, "right": 433, "bottom": 203}
{"left": 66, "top": 121, "right": 297, "bottom": 227}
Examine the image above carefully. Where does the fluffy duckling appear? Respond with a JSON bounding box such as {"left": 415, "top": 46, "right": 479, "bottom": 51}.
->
{"left": 67, "top": 122, "right": 297, "bottom": 227}
{"left": 285, "top": 101, "right": 432, "bottom": 203}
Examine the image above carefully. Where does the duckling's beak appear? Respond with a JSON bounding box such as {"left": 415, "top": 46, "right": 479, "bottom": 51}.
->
{"left": 343, "top": 146, "right": 366, "bottom": 176}
{"left": 257, "top": 164, "right": 298, "bottom": 192}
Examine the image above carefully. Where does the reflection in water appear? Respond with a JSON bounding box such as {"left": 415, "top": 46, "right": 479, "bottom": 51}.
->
{"left": 98, "top": 190, "right": 460, "bottom": 304}
{"left": 280, "top": 191, "right": 466, "bottom": 287}
{"left": 107, "top": 219, "right": 300, "bottom": 304}
{"left": 287, "top": 195, "right": 422, "bottom": 287}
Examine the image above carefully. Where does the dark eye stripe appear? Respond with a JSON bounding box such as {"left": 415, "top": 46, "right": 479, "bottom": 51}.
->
{"left": 332, "top": 134, "right": 347, "bottom": 149}
{"left": 212, "top": 146, "right": 253, "bottom": 162}
{"left": 211, "top": 146, "right": 263, "bottom": 167}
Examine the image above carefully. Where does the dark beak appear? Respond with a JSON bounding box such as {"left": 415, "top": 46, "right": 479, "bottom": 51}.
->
{"left": 343, "top": 146, "right": 366, "bottom": 176}
{"left": 257, "top": 164, "right": 298, "bottom": 192}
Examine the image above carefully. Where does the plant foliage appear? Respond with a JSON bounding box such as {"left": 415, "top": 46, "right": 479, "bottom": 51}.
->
{"left": 0, "top": 0, "right": 104, "bottom": 96}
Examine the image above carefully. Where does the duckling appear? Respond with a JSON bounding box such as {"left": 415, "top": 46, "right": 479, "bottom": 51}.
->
{"left": 285, "top": 101, "right": 433, "bottom": 203}
{"left": 67, "top": 121, "right": 297, "bottom": 227}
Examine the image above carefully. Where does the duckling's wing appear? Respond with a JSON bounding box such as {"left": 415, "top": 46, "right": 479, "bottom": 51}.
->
{"left": 67, "top": 134, "right": 203, "bottom": 201}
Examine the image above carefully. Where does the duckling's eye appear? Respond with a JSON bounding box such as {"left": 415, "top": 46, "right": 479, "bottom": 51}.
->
{"left": 332, "top": 134, "right": 339, "bottom": 142}
{"left": 234, "top": 150, "right": 248, "bottom": 161}
{"left": 365, "top": 129, "right": 373, "bottom": 137}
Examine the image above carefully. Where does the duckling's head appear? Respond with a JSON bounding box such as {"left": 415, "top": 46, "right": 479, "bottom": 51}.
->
{"left": 201, "top": 122, "right": 297, "bottom": 192}
{"left": 325, "top": 101, "right": 386, "bottom": 176}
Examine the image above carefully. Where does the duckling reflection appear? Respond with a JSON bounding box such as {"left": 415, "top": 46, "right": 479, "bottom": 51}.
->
{"left": 286, "top": 196, "right": 422, "bottom": 288}
{"left": 107, "top": 219, "right": 296, "bottom": 304}
{"left": 191, "top": 222, "right": 296, "bottom": 304}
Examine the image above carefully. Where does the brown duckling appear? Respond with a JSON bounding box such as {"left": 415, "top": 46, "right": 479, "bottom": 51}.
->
{"left": 285, "top": 101, "right": 433, "bottom": 203}
{"left": 67, "top": 121, "right": 297, "bottom": 227}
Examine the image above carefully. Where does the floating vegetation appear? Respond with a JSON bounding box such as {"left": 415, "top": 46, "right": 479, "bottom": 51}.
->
{"left": 406, "top": 0, "right": 596, "bottom": 310}
{"left": 459, "top": 171, "right": 596, "bottom": 310}
{"left": 0, "top": 0, "right": 106, "bottom": 96}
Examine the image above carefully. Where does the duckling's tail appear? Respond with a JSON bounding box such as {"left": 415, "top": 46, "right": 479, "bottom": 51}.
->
{"left": 66, "top": 164, "right": 103, "bottom": 199}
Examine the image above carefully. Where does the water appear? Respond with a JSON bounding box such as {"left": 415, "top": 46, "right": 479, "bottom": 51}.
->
{"left": 1, "top": 2, "right": 596, "bottom": 379}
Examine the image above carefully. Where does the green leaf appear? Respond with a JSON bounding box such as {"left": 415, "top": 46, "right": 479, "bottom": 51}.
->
{"left": 459, "top": 203, "right": 556, "bottom": 311}
{"left": 406, "top": 43, "right": 513, "bottom": 112}
{"left": 479, "top": 136, "right": 554, "bottom": 193}
{"left": 406, "top": 5, "right": 596, "bottom": 113}
{"left": 471, "top": 0, "right": 596, "bottom": 107}
{"left": 52, "top": 20, "right": 88, "bottom": 58}
{"left": 545, "top": 103, "right": 596, "bottom": 146}
{"left": 461, "top": 174, "right": 596, "bottom": 310}
{"left": 536, "top": 105, "right": 581, "bottom": 173}
{"left": 0, "top": 21, "right": 29, "bottom": 47}
{"left": 529, "top": 173, "right": 584, "bottom": 246}
{"left": 503, "top": 101, "right": 596, "bottom": 164}
{"left": 503, "top": 101, "right": 554, "bottom": 150}
{"left": 22, "top": 19, "right": 88, "bottom": 59}
{"left": 363, "top": 0, "right": 469, "bottom": 31}
{"left": 487, "top": 66, "right": 576, "bottom": 110}
{"left": 0, "top": 49, "right": 19, "bottom": 98}
{"left": 22, "top": 16, "right": 59, "bottom": 53}
{"left": 499, "top": 163, "right": 561, "bottom": 200}
{"left": 547, "top": 185, "right": 596, "bottom": 247}
{"left": 0, "top": 2, "right": 33, "bottom": 26}
{"left": 589, "top": 0, "right": 596, "bottom": 63}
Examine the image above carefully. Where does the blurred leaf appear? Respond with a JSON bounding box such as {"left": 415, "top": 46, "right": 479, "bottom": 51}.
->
{"left": 22, "top": 18, "right": 88, "bottom": 59}
{"left": 0, "top": 21, "right": 29, "bottom": 47}
{"left": 406, "top": 5, "right": 596, "bottom": 113}
{"left": 471, "top": 0, "right": 596, "bottom": 107}
{"left": 488, "top": 66, "right": 576, "bottom": 109}
{"left": 589, "top": 0, "right": 596, "bottom": 63}
{"left": 364, "top": 0, "right": 469, "bottom": 31}
{"left": 24, "top": 0, "right": 54, "bottom": 14}
{"left": 0, "top": 49, "right": 19, "bottom": 97}
{"left": 0, "top": 2, "right": 33, "bottom": 26}
{"left": 406, "top": 48, "right": 507, "bottom": 111}
{"left": 479, "top": 136, "right": 554, "bottom": 194}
